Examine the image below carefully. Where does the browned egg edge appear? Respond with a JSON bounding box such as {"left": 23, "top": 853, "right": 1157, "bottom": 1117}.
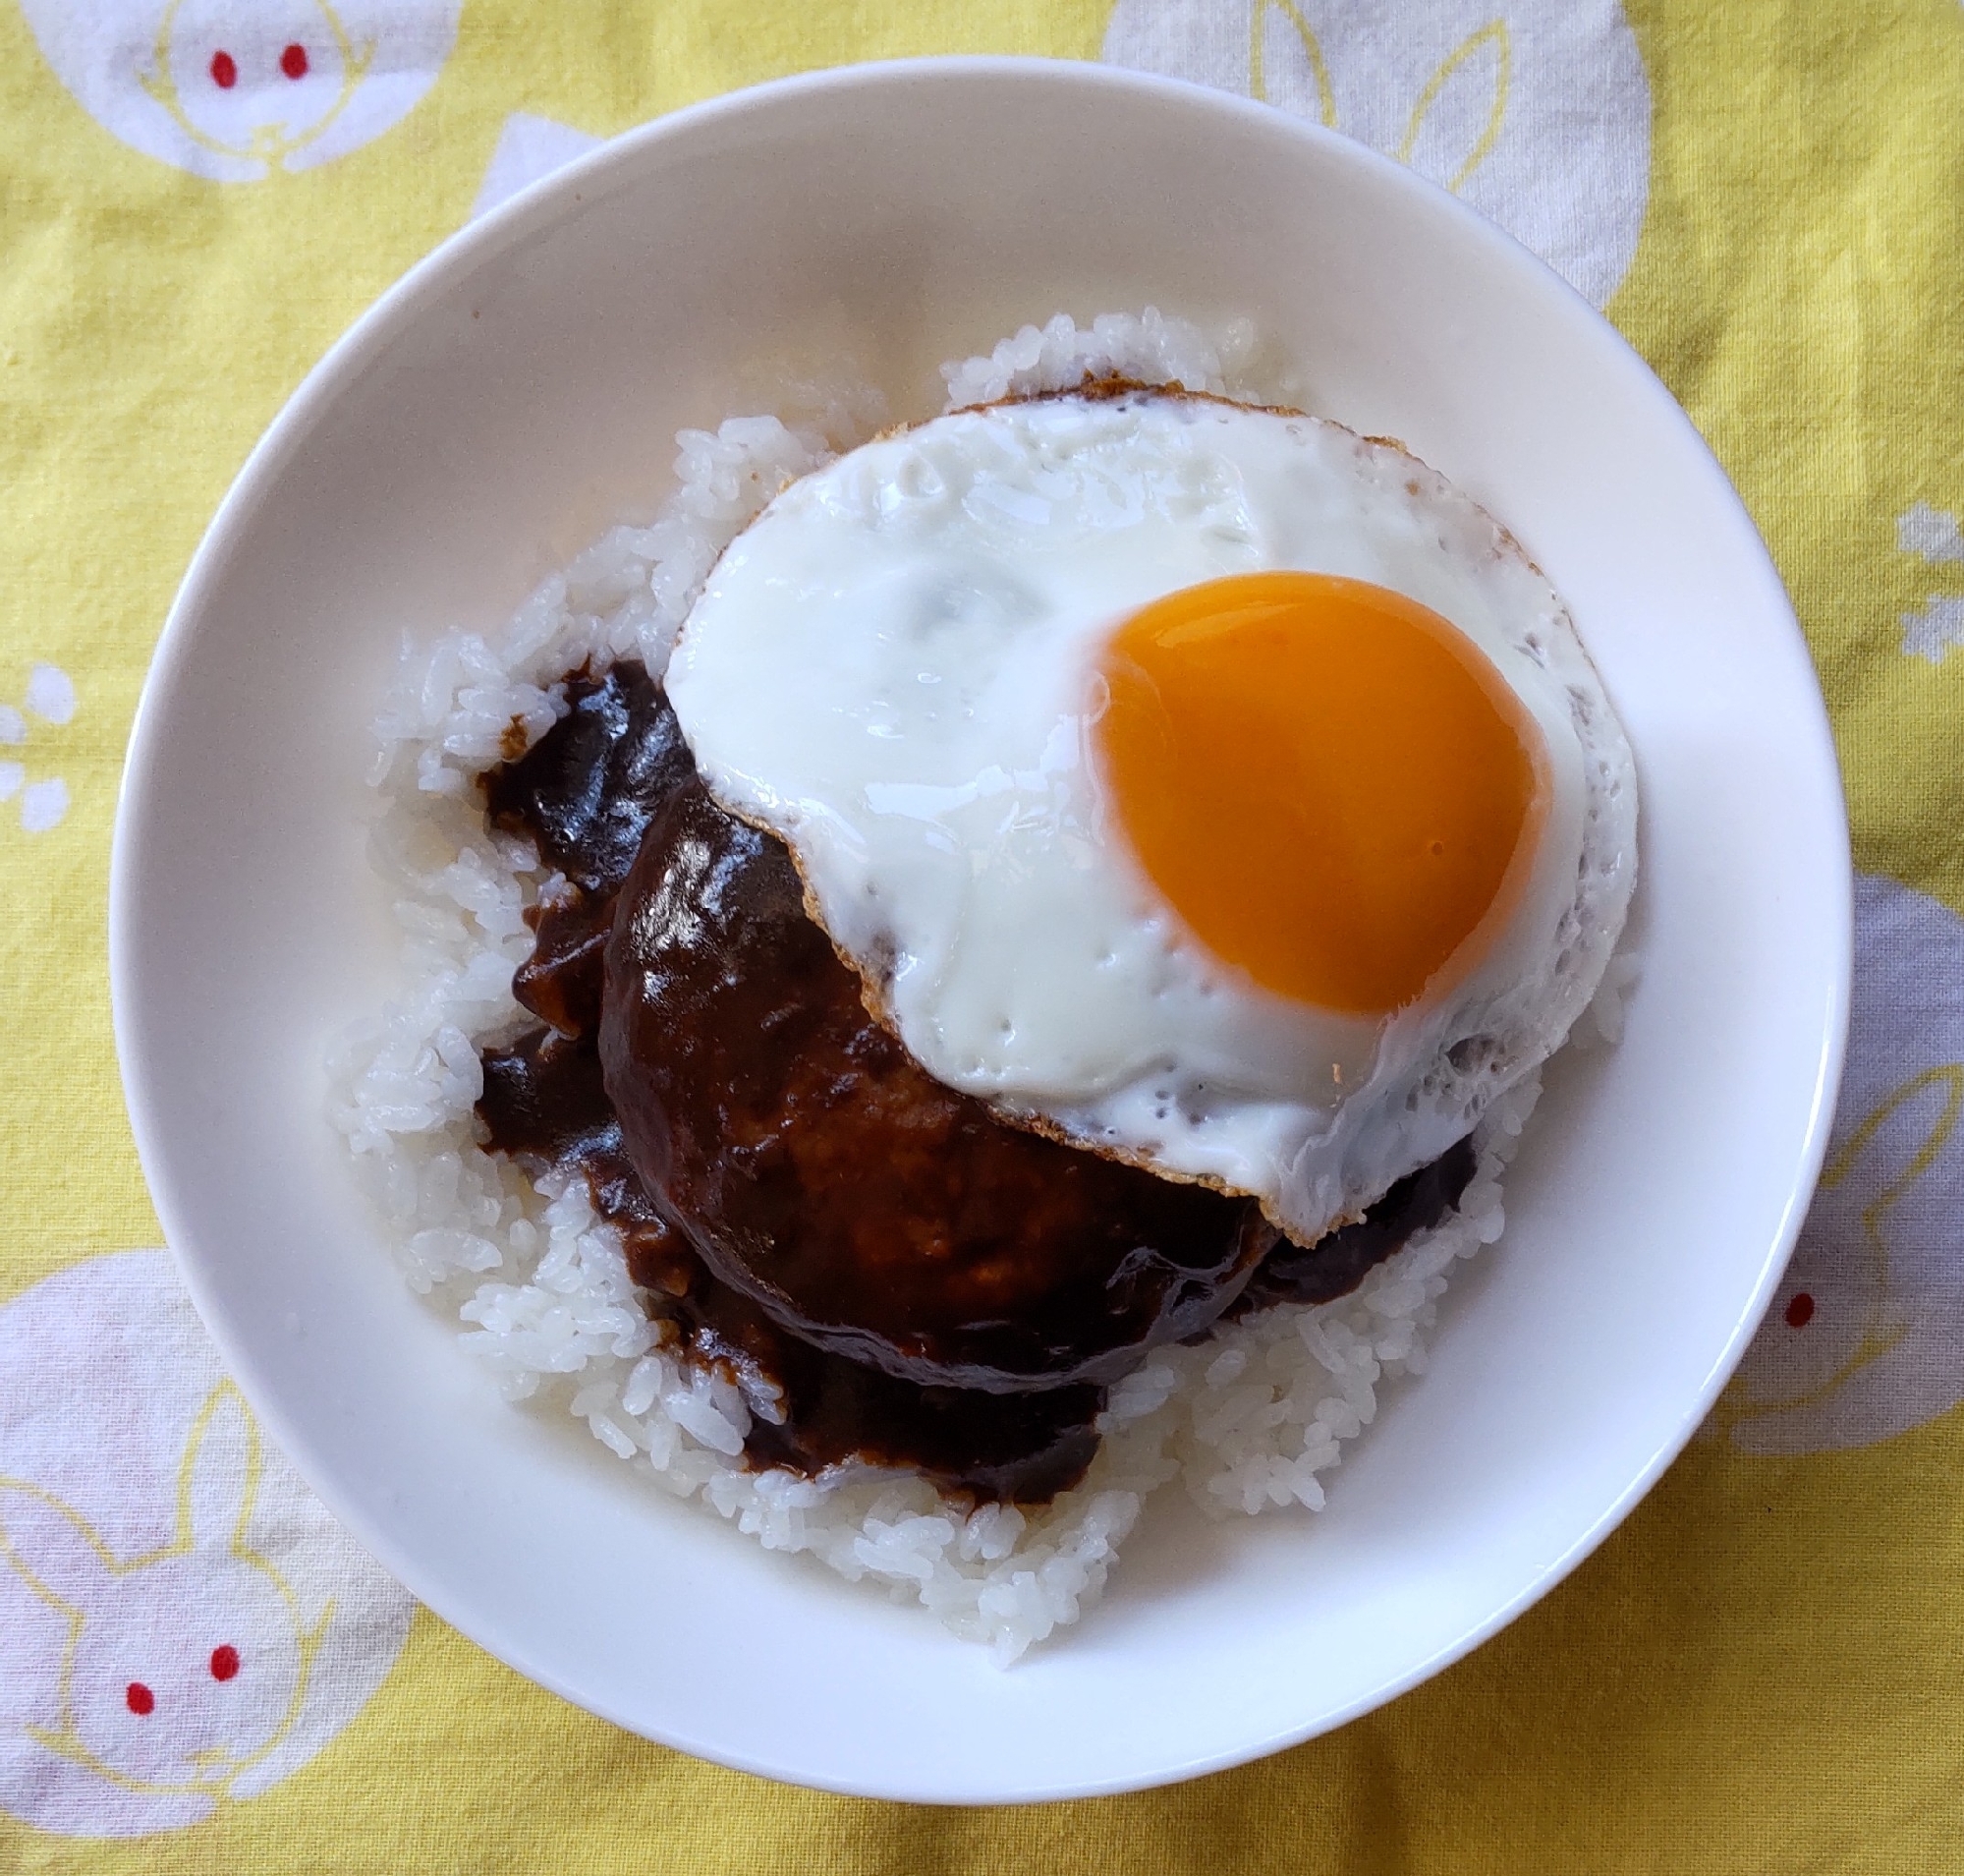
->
{"left": 659, "top": 377, "right": 1594, "bottom": 1233}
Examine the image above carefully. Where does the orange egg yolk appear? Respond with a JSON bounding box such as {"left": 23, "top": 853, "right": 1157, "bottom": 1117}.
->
{"left": 1094, "top": 571, "right": 1550, "bottom": 1016}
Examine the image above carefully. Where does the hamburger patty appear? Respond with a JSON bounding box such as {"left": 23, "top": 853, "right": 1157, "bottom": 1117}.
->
{"left": 600, "top": 773, "right": 1277, "bottom": 1392}
{"left": 477, "top": 659, "right": 1472, "bottom": 1502}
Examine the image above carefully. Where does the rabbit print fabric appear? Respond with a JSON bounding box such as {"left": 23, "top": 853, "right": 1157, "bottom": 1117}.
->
{"left": 0, "top": 1253, "right": 410, "bottom": 1838}
{"left": 1713, "top": 876, "right": 1964, "bottom": 1454}
{"left": 14, "top": 0, "right": 463, "bottom": 183}
{"left": 1099, "top": 0, "right": 1651, "bottom": 309}
{"left": 6, "top": 0, "right": 1964, "bottom": 1865}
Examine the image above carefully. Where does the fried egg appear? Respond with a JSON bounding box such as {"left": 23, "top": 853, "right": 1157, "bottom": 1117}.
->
{"left": 663, "top": 390, "right": 1636, "bottom": 1243}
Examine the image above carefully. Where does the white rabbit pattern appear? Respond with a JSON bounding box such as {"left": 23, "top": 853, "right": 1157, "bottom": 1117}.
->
{"left": 16, "top": 0, "right": 461, "bottom": 183}
{"left": 1099, "top": 0, "right": 1652, "bottom": 310}
{"left": 1713, "top": 873, "right": 1964, "bottom": 1453}
{"left": 0, "top": 1387, "right": 319, "bottom": 1804}
{"left": 0, "top": 1251, "right": 410, "bottom": 1838}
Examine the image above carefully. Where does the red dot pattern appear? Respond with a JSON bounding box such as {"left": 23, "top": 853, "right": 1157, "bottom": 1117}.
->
{"left": 1785, "top": 1291, "right": 1816, "bottom": 1329}
{"left": 126, "top": 1681, "right": 155, "bottom": 1716}
{"left": 209, "top": 50, "right": 237, "bottom": 89}
{"left": 210, "top": 1643, "right": 241, "bottom": 1681}
{"left": 281, "top": 43, "right": 309, "bottom": 81}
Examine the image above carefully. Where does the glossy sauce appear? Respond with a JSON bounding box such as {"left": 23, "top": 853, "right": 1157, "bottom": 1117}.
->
{"left": 477, "top": 661, "right": 1474, "bottom": 1503}
{"left": 600, "top": 777, "right": 1276, "bottom": 1393}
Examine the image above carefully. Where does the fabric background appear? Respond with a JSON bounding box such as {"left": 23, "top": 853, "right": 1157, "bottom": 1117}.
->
{"left": 3, "top": 1, "right": 1962, "bottom": 1868}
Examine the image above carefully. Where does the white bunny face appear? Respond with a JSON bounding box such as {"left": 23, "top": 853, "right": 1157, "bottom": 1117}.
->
{"left": 57, "top": 1553, "right": 304, "bottom": 1787}
{"left": 0, "top": 1385, "right": 321, "bottom": 1796}
{"left": 159, "top": 0, "right": 358, "bottom": 165}
{"left": 13, "top": 0, "right": 462, "bottom": 184}
{"left": 1717, "top": 873, "right": 1964, "bottom": 1454}
{"left": 0, "top": 1250, "right": 412, "bottom": 1839}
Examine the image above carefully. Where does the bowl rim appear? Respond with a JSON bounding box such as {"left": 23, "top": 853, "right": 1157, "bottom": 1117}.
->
{"left": 109, "top": 53, "right": 1853, "bottom": 1801}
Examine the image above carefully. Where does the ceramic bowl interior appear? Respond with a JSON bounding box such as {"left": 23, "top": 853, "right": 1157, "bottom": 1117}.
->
{"left": 112, "top": 58, "right": 1849, "bottom": 1802}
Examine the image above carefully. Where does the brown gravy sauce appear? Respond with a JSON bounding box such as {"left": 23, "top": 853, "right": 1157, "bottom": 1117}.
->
{"left": 599, "top": 777, "right": 1277, "bottom": 1393}
{"left": 477, "top": 661, "right": 1474, "bottom": 1504}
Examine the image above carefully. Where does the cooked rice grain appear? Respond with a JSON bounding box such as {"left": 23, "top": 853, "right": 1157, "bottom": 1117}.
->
{"left": 329, "top": 312, "right": 1546, "bottom": 1663}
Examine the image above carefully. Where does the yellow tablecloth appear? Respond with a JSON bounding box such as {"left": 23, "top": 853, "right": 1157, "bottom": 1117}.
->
{"left": 5, "top": 1, "right": 1963, "bottom": 1868}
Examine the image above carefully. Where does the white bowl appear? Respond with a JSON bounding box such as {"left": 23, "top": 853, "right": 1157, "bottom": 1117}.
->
{"left": 111, "top": 58, "right": 1850, "bottom": 1802}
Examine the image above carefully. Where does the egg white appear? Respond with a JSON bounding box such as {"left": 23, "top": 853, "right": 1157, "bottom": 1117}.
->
{"left": 665, "top": 391, "right": 1636, "bottom": 1243}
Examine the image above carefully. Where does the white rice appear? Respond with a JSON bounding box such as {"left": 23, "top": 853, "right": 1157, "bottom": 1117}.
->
{"left": 328, "top": 312, "right": 1575, "bottom": 1664}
